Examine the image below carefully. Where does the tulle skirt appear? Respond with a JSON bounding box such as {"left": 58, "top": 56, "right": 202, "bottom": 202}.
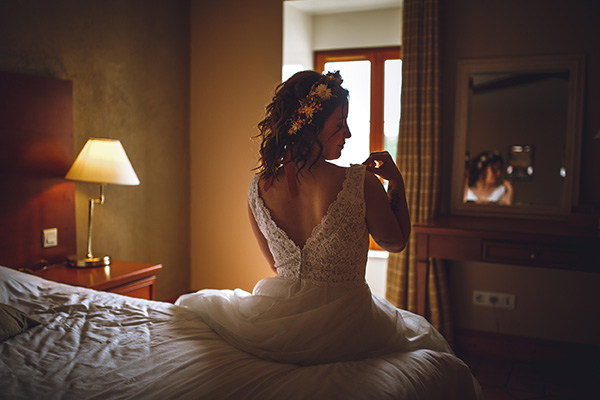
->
{"left": 175, "top": 276, "right": 452, "bottom": 365}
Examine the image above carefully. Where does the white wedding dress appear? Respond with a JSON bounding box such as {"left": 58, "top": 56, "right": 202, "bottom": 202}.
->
{"left": 176, "top": 164, "right": 453, "bottom": 365}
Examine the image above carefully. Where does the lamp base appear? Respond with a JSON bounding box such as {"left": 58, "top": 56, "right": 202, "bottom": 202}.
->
{"left": 67, "top": 255, "right": 111, "bottom": 268}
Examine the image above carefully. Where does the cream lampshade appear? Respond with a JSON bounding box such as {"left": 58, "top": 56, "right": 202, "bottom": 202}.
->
{"left": 65, "top": 138, "right": 139, "bottom": 268}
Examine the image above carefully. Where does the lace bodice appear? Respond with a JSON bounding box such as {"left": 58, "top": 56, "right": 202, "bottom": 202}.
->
{"left": 248, "top": 164, "right": 369, "bottom": 287}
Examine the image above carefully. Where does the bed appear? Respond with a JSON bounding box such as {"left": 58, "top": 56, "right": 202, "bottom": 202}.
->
{"left": 0, "top": 266, "right": 481, "bottom": 399}
{"left": 0, "top": 71, "right": 481, "bottom": 399}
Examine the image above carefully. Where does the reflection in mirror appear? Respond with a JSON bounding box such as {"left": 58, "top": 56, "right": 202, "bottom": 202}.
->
{"left": 466, "top": 71, "right": 568, "bottom": 207}
{"left": 451, "top": 55, "right": 584, "bottom": 218}
{"left": 464, "top": 150, "right": 514, "bottom": 205}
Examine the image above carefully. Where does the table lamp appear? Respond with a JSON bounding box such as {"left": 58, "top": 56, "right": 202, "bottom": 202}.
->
{"left": 65, "top": 138, "right": 139, "bottom": 268}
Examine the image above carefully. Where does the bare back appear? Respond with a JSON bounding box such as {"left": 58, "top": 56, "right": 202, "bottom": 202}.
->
{"left": 258, "top": 162, "right": 347, "bottom": 249}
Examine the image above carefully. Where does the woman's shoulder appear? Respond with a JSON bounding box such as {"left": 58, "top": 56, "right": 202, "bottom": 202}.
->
{"left": 314, "top": 163, "right": 367, "bottom": 192}
{"left": 349, "top": 163, "right": 367, "bottom": 174}
{"left": 324, "top": 162, "right": 365, "bottom": 175}
{"left": 316, "top": 163, "right": 366, "bottom": 186}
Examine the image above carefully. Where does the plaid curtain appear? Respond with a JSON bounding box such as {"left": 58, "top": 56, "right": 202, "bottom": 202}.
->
{"left": 385, "top": 0, "right": 452, "bottom": 340}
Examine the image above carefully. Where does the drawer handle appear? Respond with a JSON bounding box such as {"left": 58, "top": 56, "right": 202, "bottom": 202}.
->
{"left": 530, "top": 252, "right": 537, "bottom": 260}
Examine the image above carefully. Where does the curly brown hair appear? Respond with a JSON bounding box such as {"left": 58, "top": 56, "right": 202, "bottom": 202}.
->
{"left": 255, "top": 70, "right": 349, "bottom": 180}
{"left": 467, "top": 150, "right": 504, "bottom": 187}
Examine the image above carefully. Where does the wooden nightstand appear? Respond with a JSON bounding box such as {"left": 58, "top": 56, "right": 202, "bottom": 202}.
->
{"left": 34, "top": 260, "right": 162, "bottom": 300}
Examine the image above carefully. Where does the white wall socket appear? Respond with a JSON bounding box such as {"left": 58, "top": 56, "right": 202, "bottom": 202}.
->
{"left": 42, "top": 228, "right": 58, "bottom": 248}
{"left": 473, "top": 290, "right": 516, "bottom": 310}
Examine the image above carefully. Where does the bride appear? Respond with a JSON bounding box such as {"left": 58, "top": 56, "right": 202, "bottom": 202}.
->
{"left": 176, "top": 70, "right": 453, "bottom": 365}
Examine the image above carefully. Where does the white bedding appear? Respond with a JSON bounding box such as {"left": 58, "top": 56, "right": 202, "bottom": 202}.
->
{"left": 0, "top": 266, "right": 481, "bottom": 399}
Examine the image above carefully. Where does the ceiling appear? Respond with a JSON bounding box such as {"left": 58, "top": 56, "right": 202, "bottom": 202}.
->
{"left": 286, "top": 0, "right": 402, "bottom": 15}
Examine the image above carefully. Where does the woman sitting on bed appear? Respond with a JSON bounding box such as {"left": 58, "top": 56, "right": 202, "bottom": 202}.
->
{"left": 176, "top": 70, "right": 453, "bottom": 365}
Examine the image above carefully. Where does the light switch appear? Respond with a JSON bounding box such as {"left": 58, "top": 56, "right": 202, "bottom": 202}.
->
{"left": 42, "top": 228, "right": 58, "bottom": 248}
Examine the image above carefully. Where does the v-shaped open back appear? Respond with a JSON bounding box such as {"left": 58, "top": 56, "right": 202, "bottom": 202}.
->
{"left": 258, "top": 167, "right": 352, "bottom": 251}
{"left": 248, "top": 164, "right": 370, "bottom": 287}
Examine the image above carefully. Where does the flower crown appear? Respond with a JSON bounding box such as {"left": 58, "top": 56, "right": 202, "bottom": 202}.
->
{"left": 287, "top": 71, "right": 343, "bottom": 136}
{"left": 475, "top": 150, "right": 500, "bottom": 169}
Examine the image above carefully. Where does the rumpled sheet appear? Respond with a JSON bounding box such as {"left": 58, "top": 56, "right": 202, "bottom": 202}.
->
{"left": 0, "top": 266, "right": 481, "bottom": 400}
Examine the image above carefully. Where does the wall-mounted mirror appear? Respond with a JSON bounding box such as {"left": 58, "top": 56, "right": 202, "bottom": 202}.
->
{"left": 451, "top": 55, "right": 585, "bottom": 219}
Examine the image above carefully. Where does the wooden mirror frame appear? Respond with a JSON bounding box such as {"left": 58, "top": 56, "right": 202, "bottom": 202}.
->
{"left": 450, "top": 54, "right": 585, "bottom": 219}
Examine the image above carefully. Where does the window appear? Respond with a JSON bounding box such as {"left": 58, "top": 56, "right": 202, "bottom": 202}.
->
{"left": 315, "top": 47, "right": 402, "bottom": 165}
{"left": 316, "top": 47, "right": 402, "bottom": 250}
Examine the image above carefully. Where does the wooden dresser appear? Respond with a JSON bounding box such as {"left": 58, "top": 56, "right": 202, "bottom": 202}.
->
{"left": 413, "top": 216, "right": 599, "bottom": 316}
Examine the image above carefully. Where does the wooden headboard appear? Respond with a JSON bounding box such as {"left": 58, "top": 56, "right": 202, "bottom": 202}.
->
{"left": 0, "top": 71, "right": 76, "bottom": 269}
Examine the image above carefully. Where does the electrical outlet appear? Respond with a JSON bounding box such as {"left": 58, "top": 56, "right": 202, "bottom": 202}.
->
{"left": 473, "top": 290, "right": 516, "bottom": 310}
{"left": 42, "top": 228, "right": 58, "bottom": 248}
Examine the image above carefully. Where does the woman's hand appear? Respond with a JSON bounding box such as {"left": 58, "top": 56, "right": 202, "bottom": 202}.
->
{"left": 501, "top": 179, "right": 514, "bottom": 205}
{"left": 363, "top": 151, "right": 411, "bottom": 253}
{"left": 362, "top": 151, "right": 402, "bottom": 182}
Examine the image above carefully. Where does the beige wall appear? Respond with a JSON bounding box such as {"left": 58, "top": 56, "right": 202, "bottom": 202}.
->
{"left": 189, "top": 0, "right": 282, "bottom": 291}
{"left": 0, "top": 0, "right": 191, "bottom": 300}
{"left": 440, "top": 0, "right": 600, "bottom": 345}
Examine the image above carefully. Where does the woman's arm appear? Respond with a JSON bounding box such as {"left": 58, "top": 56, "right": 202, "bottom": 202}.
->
{"left": 363, "top": 151, "right": 411, "bottom": 253}
{"left": 247, "top": 204, "right": 277, "bottom": 273}
{"left": 501, "top": 179, "right": 514, "bottom": 205}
